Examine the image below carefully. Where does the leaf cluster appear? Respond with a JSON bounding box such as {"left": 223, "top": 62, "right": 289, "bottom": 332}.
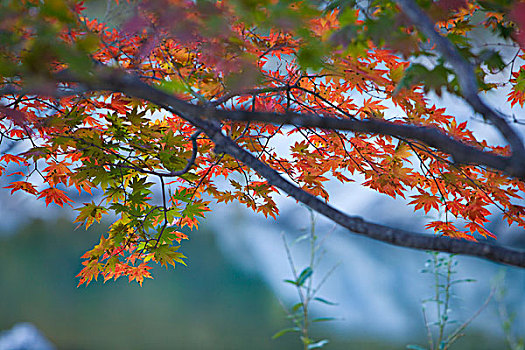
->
{"left": 1, "top": 0, "right": 525, "bottom": 285}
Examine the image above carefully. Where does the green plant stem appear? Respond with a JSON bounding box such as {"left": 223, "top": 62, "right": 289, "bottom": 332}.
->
{"left": 276, "top": 208, "right": 337, "bottom": 349}
{"left": 303, "top": 210, "right": 317, "bottom": 350}
{"left": 440, "top": 255, "right": 453, "bottom": 350}
{"left": 494, "top": 270, "right": 523, "bottom": 350}
{"left": 422, "top": 306, "right": 434, "bottom": 350}
{"left": 439, "top": 255, "right": 454, "bottom": 350}
{"left": 445, "top": 288, "right": 494, "bottom": 347}
{"left": 433, "top": 253, "right": 442, "bottom": 349}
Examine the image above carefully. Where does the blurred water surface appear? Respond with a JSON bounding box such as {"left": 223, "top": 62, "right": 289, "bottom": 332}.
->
{"left": 0, "top": 216, "right": 519, "bottom": 350}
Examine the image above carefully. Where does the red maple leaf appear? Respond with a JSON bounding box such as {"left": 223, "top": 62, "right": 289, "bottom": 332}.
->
{"left": 37, "top": 187, "right": 74, "bottom": 207}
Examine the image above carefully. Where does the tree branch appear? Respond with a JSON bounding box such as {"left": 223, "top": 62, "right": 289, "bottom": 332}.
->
{"left": 204, "top": 120, "right": 525, "bottom": 268}
{"left": 64, "top": 70, "right": 525, "bottom": 268}
{"left": 5, "top": 68, "right": 525, "bottom": 267}
{"left": 210, "top": 86, "right": 290, "bottom": 106}
{"left": 209, "top": 109, "right": 520, "bottom": 177}
{"left": 395, "top": 0, "right": 525, "bottom": 174}
{"left": 31, "top": 67, "right": 525, "bottom": 179}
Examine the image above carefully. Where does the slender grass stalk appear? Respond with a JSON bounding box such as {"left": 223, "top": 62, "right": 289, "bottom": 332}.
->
{"left": 408, "top": 252, "right": 491, "bottom": 350}
{"left": 273, "top": 208, "right": 337, "bottom": 350}
{"left": 493, "top": 270, "right": 525, "bottom": 350}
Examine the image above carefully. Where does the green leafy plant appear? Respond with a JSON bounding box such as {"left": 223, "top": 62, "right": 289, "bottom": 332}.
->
{"left": 273, "top": 209, "right": 339, "bottom": 350}
{"left": 408, "top": 252, "right": 493, "bottom": 350}
{"left": 492, "top": 270, "right": 525, "bottom": 350}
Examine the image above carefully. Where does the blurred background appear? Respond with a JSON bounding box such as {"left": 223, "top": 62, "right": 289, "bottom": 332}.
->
{"left": 0, "top": 184, "right": 524, "bottom": 350}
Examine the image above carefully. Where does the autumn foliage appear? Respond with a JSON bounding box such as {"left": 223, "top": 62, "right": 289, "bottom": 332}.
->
{"left": 1, "top": 0, "right": 525, "bottom": 286}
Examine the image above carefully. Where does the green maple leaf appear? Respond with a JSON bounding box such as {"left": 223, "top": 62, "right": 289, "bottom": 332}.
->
{"left": 74, "top": 202, "right": 108, "bottom": 229}
{"left": 153, "top": 244, "right": 187, "bottom": 268}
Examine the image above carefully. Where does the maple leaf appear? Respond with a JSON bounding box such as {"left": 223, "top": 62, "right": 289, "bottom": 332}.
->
{"left": 127, "top": 263, "right": 153, "bottom": 286}
{"left": 74, "top": 202, "right": 109, "bottom": 229}
{"left": 0, "top": 106, "right": 30, "bottom": 127}
{"left": 4, "top": 181, "right": 38, "bottom": 195}
{"left": 181, "top": 199, "right": 211, "bottom": 220}
{"left": 72, "top": 1, "right": 86, "bottom": 14}
{"left": 409, "top": 193, "right": 441, "bottom": 214}
{"left": 0, "top": 154, "right": 28, "bottom": 166}
{"left": 174, "top": 231, "right": 189, "bottom": 243}
{"left": 76, "top": 260, "right": 101, "bottom": 287}
{"left": 43, "top": 162, "right": 71, "bottom": 187}
{"left": 465, "top": 222, "right": 497, "bottom": 239}
{"left": 37, "top": 187, "right": 74, "bottom": 207}
{"left": 153, "top": 244, "right": 187, "bottom": 268}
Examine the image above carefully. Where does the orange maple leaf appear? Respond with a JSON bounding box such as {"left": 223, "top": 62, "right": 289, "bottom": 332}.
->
{"left": 4, "top": 181, "right": 38, "bottom": 195}
{"left": 37, "top": 187, "right": 74, "bottom": 207}
{"left": 127, "top": 263, "right": 153, "bottom": 286}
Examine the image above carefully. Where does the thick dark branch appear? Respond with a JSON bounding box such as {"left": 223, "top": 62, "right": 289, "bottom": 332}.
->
{"left": 4, "top": 68, "right": 525, "bottom": 266}
{"left": 41, "top": 68, "right": 525, "bottom": 179}
{"left": 395, "top": 0, "right": 525, "bottom": 174}
{"left": 210, "top": 109, "right": 521, "bottom": 177}
{"left": 0, "top": 84, "right": 90, "bottom": 98}
{"left": 68, "top": 132, "right": 200, "bottom": 178}
{"left": 165, "top": 129, "right": 201, "bottom": 177}
{"left": 210, "top": 86, "right": 290, "bottom": 106}
{"left": 205, "top": 121, "right": 525, "bottom": 268}
{"left": 66, "top": 70, "right": 525, "bottom": 268}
